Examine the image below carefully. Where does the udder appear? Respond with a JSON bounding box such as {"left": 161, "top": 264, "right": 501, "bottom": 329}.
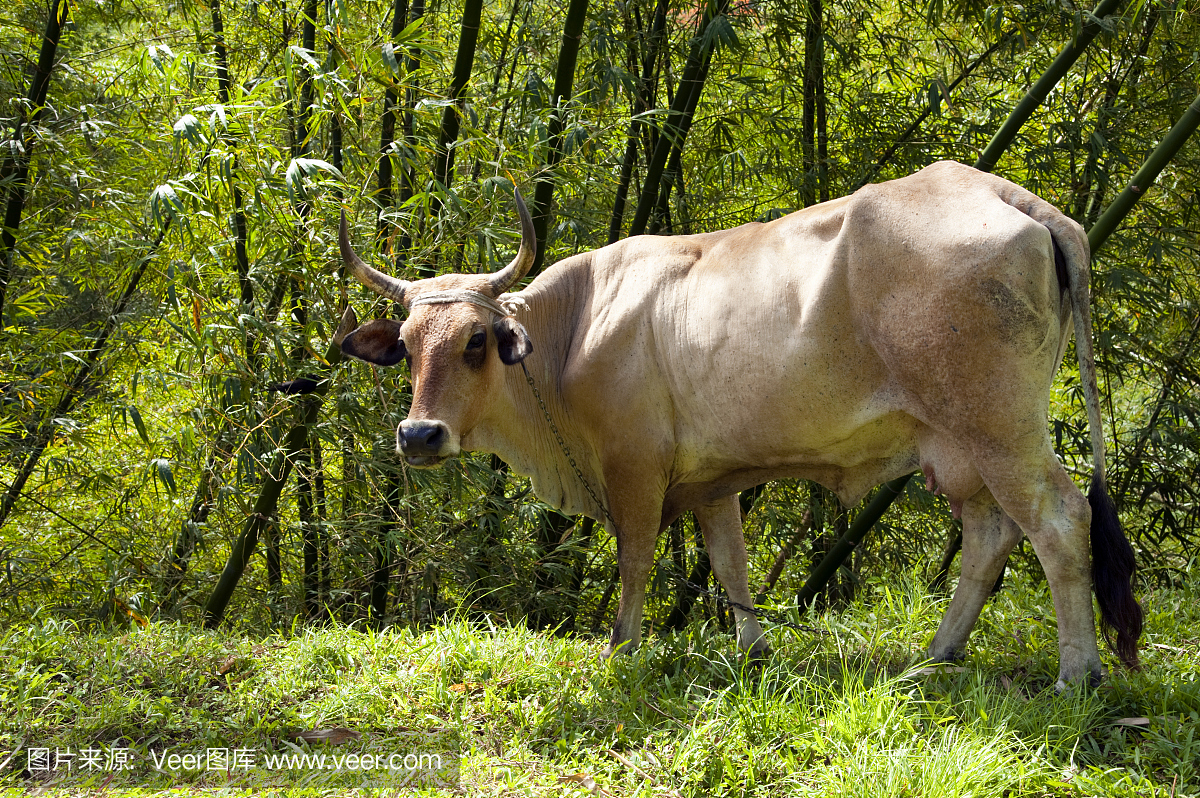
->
{"left": 917, "top": 427, "right": 984, "bottom": 517}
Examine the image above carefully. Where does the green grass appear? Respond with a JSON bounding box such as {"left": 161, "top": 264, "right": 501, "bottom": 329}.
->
{"left": 1, "top": 570, "right": 1197, "bottom": 796}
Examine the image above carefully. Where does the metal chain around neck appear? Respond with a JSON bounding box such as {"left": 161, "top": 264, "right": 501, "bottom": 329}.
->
{"left": 520, "top": 361, "right": 617, "bottom": 529}
{"left": 518, "top": 362, "right": 827, "bottom": 636}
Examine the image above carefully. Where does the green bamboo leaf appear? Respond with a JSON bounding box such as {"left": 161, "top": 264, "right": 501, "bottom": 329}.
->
{"left": 935, "top": 79, "right": 953, "bottom": 112}
{"left": 172, "top": 113, "right": 204, "bottom": 146}
{"left": 700, "top": 14, "right": 740, "bottom": 53}
{"left": 285, "top": 157, "right": 345, "bottom": 203}
{"left": 150, "top": 184, "right": 183, "bottom": 227}
{"left": 289, "top": 45, "right": 322, "bottom": 71}
{"left": 147, "top": 44, "right": 175, "bottom": 73}
{"left": 153, "top": 458, "right": 177, "bottom": 495}
{"left": 395, "top": 16, "right": 426, "bottom": 44}
{"left": 202, "top": 103, "right": 228, "bottom": 130}
{"left": 128, "top": 406, "right": 150, "bottom": 444}
{"left": 0, "top": 415, "right": 19, "bottom": 438}
{"left": 927, "top": 82, "right": 942, "bottom": 116}
{"left": 382, "top": 43, "right": 401, "bottom": 77}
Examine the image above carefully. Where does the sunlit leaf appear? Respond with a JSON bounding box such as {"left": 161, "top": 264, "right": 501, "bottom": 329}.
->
{"left": 152, "top": 458, "right": 177, "bottom": 494}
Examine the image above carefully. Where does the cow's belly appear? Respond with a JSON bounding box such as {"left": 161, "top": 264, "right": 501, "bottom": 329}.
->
{"left": 668, "top": 397, "right": 921, "bottom": 507}
{"left": 660, "top": 425, "right": 920, "bottom": 530}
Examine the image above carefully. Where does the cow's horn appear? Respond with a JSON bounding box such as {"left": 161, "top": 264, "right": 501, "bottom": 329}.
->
{"left": 339, "top": 211, "right": 411, "bottom": 304}
{"left": 487, "top": 188, "right": 537, "bottom": 295}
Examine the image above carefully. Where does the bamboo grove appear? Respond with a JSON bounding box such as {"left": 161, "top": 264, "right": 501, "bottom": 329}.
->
{"left": 0, "top": 0, "right": 1198, "bottom": 634}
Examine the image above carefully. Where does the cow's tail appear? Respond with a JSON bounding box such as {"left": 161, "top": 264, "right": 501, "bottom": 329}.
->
{"left": 999, "top": 181, "right": 1143, "bottom": 671}
{"left": 1061, "top": 237, "right": 1143, "bottom": 672}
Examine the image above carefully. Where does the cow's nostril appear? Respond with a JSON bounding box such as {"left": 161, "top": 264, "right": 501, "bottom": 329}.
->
{"left": 422, "top": 425, "right": 444, "bottom": 449}
{"left": 399, "top": 420, "right": 449, "bottom": 456}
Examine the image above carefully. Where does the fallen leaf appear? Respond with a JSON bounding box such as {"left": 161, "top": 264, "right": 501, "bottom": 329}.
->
{"left": 1114, "top": 717, "right": 1151, "bottom": 728}
{"left": 112, "top": 595, "right": 149, "bottom": 628}
{"left": 559, "top": 771, "right": 608, "bottom": 795}
{"left": 913, "top": 665, "right": 968, "bottom": 676}
{"left": 293, "top": 728, "right": 362, "bottom": 744}
{"left": 217, "top": 655, "right": 238, "bottom": 676}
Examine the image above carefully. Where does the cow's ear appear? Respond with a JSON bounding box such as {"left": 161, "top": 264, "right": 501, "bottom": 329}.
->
{"left": 493, "top": 316, "right": 532, "bottom": 365}
{"left": 340, "top": 318, "right": 407, "bottom": 367}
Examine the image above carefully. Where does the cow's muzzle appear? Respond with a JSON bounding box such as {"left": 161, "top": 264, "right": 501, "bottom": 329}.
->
{"left": 397, "top": 419, "right": 454, "bottom": 467}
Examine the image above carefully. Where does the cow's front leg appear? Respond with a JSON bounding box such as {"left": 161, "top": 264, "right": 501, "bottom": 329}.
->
{"left": 601, "top": 518, "right": 657, "bottom": 659}
{"left": 694, "top": 494, "right": 769, "bottom": 657}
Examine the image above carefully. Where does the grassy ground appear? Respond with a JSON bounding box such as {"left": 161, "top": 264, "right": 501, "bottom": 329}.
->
{"left": 1, "top": 570, "right": 1197, "bottom": 797}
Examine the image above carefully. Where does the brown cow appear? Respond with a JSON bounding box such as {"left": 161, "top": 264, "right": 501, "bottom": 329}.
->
{"left": 337, "top": 161, "right": 1141, "bottom": 688}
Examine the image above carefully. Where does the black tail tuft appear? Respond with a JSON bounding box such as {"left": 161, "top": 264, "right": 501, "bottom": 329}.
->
{"left": 1089, "top": 480, "right": 1143, "bottom": 671}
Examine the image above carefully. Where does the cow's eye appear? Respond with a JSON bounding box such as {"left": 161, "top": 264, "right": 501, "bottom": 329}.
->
{"left": 467, "top": 331, "right": 486, "bottom": 350}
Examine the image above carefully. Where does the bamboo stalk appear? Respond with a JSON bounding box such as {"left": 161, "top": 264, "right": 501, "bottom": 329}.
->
{"left": 371, "top": 469, "right": 402, "bottom": 623}
{"left": 431, "top": 0, "right": 484, "bottom": 208}
{"left": 1086, "top": 92, "right": 1200, "bottom": 251}
{"left": 627, "top": 0, "right": 729, "bottom": 238}
{"left": 797, "top": 474, "right": 913, "bottom": 609}
{"left": 754, "top": 509, "right": 813, "bottom": 604}
{"left": 377, "top": 0, "right": 410, "bottom": 239}
{"left": 161, "top": 433, "right": 231, "bottom": 607}
{"left": 0, "top": 0, "right": 71, "bottom": 323}
{"left": 928, "top": 526, "right": 963, "bottom": 593}
{"left": 650, "top": 50, "right": 711, "bottom": 233}
{"left": 530, "top": 0, "right": 591, "bottom": 275}
{"left": 974, "top": 0, "right": 1125, "bottom": 173}
{"left": 800, "top": 0, "right": 820, "bottom": 206}
{"left": 209, "top": 0, "right": 253, "bottom": 331}
{"left": 608, "top": 0, "right": 668, "bottom": 244}
{"left": 664, "top": 521, "right": 710, "bottom": 630}
{"left": 469, "top": 0, "right": 524, "bottom": 187}
{"left": 162, "top": 0, "right": 254, "bottom": 609}
{"left": 202, "top": 329, "right": 349, "bottom": 628}
{"left": 203, "top": 399, "right": 321, "bottom": 628}
{"left": 397, "top": 0, "right": 425, "bottom": 266}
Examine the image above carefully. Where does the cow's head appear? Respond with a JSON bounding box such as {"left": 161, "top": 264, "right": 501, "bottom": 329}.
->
{"left": 338, "top": 190, "right": 536, "bottom": 467}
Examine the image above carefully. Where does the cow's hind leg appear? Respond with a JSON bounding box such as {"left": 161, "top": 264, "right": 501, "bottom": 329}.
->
{"left": 694, "top": 495, "right": 769, "bottom": 656}
{"left": 928, "top": 486, "right": 1022, "bottom": 663}
{"left": 984, "top": 450, "right": 1104, "bottom": 688}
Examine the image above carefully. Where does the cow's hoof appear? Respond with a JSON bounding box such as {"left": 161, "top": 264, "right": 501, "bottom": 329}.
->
{"left": 739, "top": 645, "right": 771, "bottom": 675}
{"left": 1055, "top": 649, "right": 1105, "bottom": 692}
{"left": 926, "top": 645, "right": 967, "bottom": 664}
{"left": 599, "top": 640, "right": 633, "bottom": 660}
{"left": 1055, "top": 664, "right": 1104, "bottom": 693}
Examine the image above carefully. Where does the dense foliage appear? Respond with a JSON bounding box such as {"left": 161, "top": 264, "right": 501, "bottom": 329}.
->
{"left": 0, "top": 0, "right": 1198, "bottom": 638}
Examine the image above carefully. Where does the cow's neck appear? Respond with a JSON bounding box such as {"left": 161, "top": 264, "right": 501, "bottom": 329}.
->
{"left": 469, "top": 255, "right": 606, "bottom": 522}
